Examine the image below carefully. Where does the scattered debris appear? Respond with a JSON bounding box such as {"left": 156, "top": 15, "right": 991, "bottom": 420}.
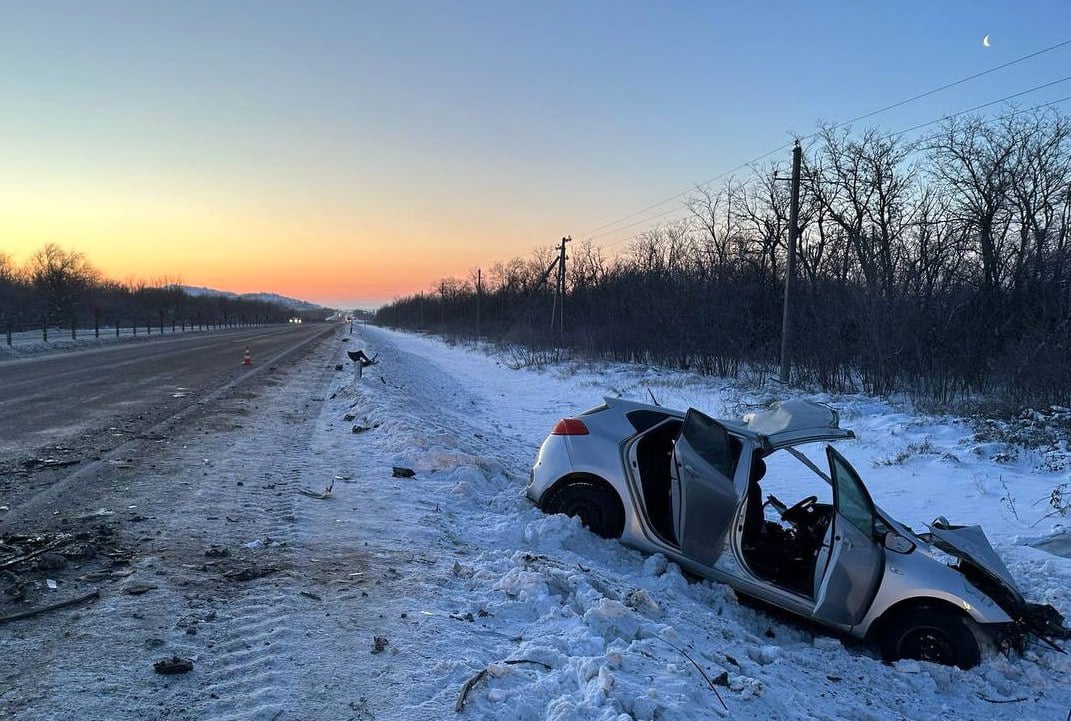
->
{"left": 300, "top": 590, "right": 322, "bottom": 601}
{"left": 351, "top": 424, "right": 380, "bottom": 434}
{"left": 21, "top": 458, "right": 80, "bottom": 470}
{"left": 298, "top": 480, "right": 334, "bottom": 499}
{"left": 347, "top": 350, "right": 379, "bottom": 367}
{"left": 392, "top": 467, "right": 416, "bottom": 478}
{"left": 124, "top": 584, "right": 158, "bottom": 596}
{"left": 334, "top": 364, "right": 344, "bottom": 371}
{"left": 223, "top": 566, "right": 279, "bottom": 582}
{"left": 204, "top": 547, "right": 230, "bottom": 558}
{"left": 454, "top": 659, "right": 553, "bottom": 712}
{"left": 0, "top": 535, "right": 71, "bottom": 572}
{"left": 0, "top": 588, "right": 101, "bottom": 625}
{"left": 371, "top": 635, "right": 389, "bottom": 654}
{"left": 35, "top": 553, "right": 68, "bottom": 571}
{"left": 343, "top": 413, "right": 356, "bottom": 422}
{"left": 654, "top": 636, "right": 728, "bottom": 711}
{"left": 977, "top": 694, "right": 1028, "bottom": 704}
{"left": 153, "top": 656, "right": 194, "bottom": 675}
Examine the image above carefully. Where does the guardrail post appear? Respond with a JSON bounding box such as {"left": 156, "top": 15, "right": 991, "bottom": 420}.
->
{"left": 6, "top": 321, "right": 11, "bottom": 346}
{"left": 94, "top": 307, "right": 101, "bottom": 339}
{"left": 43, "top": 323, "right": 47, "bottom": 342}
{"left": 71, "top": 316, "right": 76, "bottom": 340}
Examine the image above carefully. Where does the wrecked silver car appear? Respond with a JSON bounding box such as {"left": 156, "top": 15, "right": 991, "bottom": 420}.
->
{"left": 528, "top": 398, "right": 1068, "bottom": 667}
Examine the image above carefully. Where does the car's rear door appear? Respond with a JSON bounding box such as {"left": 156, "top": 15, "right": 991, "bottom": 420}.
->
{"left": 813, "top": 447, "right": 884, "bottom": 626}
{"left": 670, "top": 409, "right": 740, "bottom": 565}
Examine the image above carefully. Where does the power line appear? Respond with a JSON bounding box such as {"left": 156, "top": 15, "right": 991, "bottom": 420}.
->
{"left": 890, "top": 75, "right": 1071, "bottom": 138}
{"left": 833, "top": 38, "right": 1071, "bottom": 129}
{"left": 592, "top": 90, "right": 1071, "bottom": 253}
{"left": 577, "top": 37, "right": 1071, "bottom": 242}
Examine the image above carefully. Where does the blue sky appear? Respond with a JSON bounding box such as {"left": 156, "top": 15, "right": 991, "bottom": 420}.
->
{"left": 2, "top": 1, "right": 1069, "bottom": 305}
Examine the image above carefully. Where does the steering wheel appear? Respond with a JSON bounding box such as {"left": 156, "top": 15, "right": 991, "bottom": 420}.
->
{"left": 780, "top": 495, "right": 818, "bottom": 524}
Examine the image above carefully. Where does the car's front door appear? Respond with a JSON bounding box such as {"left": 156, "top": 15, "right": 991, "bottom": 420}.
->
{"left": 670, "top": 409, "right": 740, "bottom": 566}
{"left": 813, "top": 447, "right": 884, "bottom": 626}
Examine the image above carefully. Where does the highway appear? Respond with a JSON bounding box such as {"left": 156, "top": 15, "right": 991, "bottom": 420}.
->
{"left": 0, "top": 323, "right": 337, "bottom": 460}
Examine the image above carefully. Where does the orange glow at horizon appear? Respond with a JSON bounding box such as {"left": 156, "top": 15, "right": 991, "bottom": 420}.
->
{"left": 0, "top": 183, "right": 518, "bottom": 307}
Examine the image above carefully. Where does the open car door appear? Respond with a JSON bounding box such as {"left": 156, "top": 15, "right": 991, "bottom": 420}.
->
{"left": 813, "top": 447, "right": 884, "bottom": 626}
{"left": 670, "top": 409, "right": 740, "bottom": 566}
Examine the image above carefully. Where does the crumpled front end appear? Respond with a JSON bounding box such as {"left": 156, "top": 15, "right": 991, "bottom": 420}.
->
{"left": 921, "top": 518, "right": 1070, "bottom": 650}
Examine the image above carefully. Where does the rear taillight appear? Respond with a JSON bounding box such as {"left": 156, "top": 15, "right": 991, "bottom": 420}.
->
{"left": 551, "top": 418, "right": 589, "bottom": 435}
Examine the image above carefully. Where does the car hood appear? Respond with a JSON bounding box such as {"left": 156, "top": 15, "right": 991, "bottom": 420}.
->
{"left": 922, "top": 520, "right": 1026, "bottom": 609}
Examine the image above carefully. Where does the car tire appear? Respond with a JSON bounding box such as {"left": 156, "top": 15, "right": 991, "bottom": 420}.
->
{"left": 879, "top": 606, "right": 983, "bottom": 669}
{"left": 546, "top": 480, "right": 625, "bottom": 539}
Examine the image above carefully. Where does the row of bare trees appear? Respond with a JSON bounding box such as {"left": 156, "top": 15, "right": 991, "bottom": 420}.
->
{"left": 0, "top": 244, "right": 318, "bottom": 335}
{"left": 378, "top": 109, "right": 1071, "bottom": 408}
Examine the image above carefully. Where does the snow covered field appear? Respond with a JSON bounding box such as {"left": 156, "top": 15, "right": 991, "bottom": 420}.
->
{"left": 3, "top": 323, "right": 1069, "bottom": 720}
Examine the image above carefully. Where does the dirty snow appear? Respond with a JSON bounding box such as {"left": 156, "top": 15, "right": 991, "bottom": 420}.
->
{"left": 2, "top": 323, "right": 1069, "bottom": 721}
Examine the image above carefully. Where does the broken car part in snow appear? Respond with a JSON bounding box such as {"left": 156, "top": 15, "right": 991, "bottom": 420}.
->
{"left": 392, "top": 467, "right": 416, "bottom": 478}
{"left": 346, "top": 350, "right": 378, "bottom": 367}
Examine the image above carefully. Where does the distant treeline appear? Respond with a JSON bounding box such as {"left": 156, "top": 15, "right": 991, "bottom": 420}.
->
{"left": 0, "top": 243, "right": 326, "bottom": 332}
{"left": 376, "top": 110, "right": 1071, "bottom": 409}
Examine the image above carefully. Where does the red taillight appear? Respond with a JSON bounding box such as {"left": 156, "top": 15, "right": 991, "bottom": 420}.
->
{"left": 551, "top": 418, "right": 589, "bottom": 435}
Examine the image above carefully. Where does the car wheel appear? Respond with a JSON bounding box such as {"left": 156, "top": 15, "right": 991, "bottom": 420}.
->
{"left": 879, "top": 607, "right": 982, "bottom": 669}
{"left": 546, "top": 480, "right": 624, "bottom": 539}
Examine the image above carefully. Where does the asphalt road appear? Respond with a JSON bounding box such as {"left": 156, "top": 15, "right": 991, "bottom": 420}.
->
{"left": 0, "top": 323, "right": 337, "bottom": 460}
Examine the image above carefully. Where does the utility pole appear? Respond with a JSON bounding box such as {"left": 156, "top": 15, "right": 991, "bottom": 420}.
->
{"left": 475, "top": 268, "right": 482, "bottom": 337}
{"left": 554, "top": 236, "right": 571, "bottom": 334}
{"left": 779, "top": 140, "right": 802, "bottom": 384}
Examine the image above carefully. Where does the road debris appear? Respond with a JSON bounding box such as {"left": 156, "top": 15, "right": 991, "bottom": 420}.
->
{"left": 454, "top": 659, "right": 553, "bottom": 712}
{"left": 0, "top": 588, "right": 101, "bottom": 625}
{"left": 153, "top": 656, "right": 194, "bottom": 675}
{"left": 298, "top": 480, "right": 334, "bottom": 499}
{"left": 223, "top": 566, "right": 280, "bottom": 582}
{"left": 0, "top": 535, "right": 71, "bottom": 572}
{"left": 392, "top": 467, "right": 415, "bottom": 478}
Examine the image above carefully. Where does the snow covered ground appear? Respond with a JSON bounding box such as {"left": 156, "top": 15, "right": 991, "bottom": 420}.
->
{"left": 3, "top": 323, "right": 1069, "bottom": 720}
{"left": 318, "top": 325, "right": 1071, "bottom": 720}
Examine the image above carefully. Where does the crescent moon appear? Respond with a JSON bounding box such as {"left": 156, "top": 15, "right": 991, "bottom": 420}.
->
{"left": 982, "top": 34, "right": 991, "bottom": 47}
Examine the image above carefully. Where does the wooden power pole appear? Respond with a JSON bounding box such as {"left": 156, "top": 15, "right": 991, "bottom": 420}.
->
{"left": 779, "top": 140, "right": 802, "bottom": 384}
{"left": 554, "top": 236, "right": 571, "bottom": 334}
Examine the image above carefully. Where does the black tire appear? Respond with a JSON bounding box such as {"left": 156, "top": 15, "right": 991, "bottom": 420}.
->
{"left": 545, "top": 480, "right": 625, "bottom": 539}
{"left": 879, "top": 607, "right": 982, "bottom": 669}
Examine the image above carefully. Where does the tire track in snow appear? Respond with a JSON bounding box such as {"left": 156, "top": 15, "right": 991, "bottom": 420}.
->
{"left": 127, "top": 333, "right": 344, "bottom": 721}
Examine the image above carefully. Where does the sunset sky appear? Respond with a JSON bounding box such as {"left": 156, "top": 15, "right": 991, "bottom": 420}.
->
{"left": 2, "top": 1, "right": 1070, "bottom": 308}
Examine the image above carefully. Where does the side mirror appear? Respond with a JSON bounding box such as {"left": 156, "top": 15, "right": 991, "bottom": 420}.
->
{"left": 884, "top": 531, "right": 915, "bottom": 554}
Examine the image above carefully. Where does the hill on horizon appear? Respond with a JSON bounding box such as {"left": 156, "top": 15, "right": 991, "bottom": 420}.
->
{"left": 180, "top": 286, "right": 330, "bottom": 312}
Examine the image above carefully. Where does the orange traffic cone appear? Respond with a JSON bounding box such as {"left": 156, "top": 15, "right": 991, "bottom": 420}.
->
{"left": 242, "top": 347, "right": 252, "bottom": 366}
